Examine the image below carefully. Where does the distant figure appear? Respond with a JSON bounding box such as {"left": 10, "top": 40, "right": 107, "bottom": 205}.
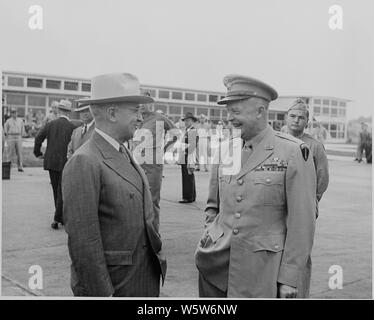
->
{"left": 178, "top": 112, "right": 198, "bottom": 203}
{"left": 43, "top": 101, "right": 59, "bottom": 125}
{"left": 67, "top": 102, "right": 95, "bottom": 159}
{"left": 311, "top": 123, "right": 327, "bottom": 145}
{"left": 286, "top": 99, "right": 329, "bottom": 217}
{"left": 34, "top": 100, "right": 76, "bottom": 230}
{"left": 3, "top": 108, "right": 25, "bottom": 172}
{"left": 195, "top": 114, "right": 210, "bottom": 172}
{"left": 355, "top": 122, "right": 371, "bottom": 163}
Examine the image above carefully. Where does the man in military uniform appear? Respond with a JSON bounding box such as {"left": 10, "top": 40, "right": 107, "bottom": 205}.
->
{"left": 286, "top": 99, "right": 329, "bottom": 216}
{"left": 195, "top": 75, "right": 317, "bottom": 298}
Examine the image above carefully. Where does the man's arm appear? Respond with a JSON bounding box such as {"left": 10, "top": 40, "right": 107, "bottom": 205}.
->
{"left": 66, "top": 130, "right": 76, "bottom": 159}
{"left": 277, "top": 146, "right": 316, "bottom": 291}
{"left": 33, "top": 123, "right": 48, "bottom": 157}
{"left": 314, "top": 143, "right": 329, "bottom": 202}
{"left": 62, "top": 154, "right": 114, "bottom": 296}
{"left": 204, "top": 164, "right": 220, "bottom": 227}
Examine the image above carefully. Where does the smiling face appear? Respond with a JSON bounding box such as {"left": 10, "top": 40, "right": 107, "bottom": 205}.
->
{"left": 286, "top": 109, "right": 308, "bottom": 136}
{"left": 226, "top": 98, "right": 267, "bottom": 141}
{"left": 109, "top": 102, "right": 143, "bottom": 142}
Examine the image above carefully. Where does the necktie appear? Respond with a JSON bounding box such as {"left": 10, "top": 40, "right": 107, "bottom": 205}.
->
{"left": 241, "top": 142, "right": 253, "bottom": 168}
{"left": 82, "top": 124, "right": 87, "bottom": 136}
{"left": 119, "top": 144, "right": 130, "bottom": 162}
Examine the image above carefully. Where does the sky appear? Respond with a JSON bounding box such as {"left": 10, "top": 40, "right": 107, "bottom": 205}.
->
{"left": 0, "top": 0, "right": 373, "bottom": 119}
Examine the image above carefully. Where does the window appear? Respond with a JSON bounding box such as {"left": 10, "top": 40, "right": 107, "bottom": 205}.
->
{"left": 27, "top": 78, "right": 43, "bottom": 88}
{"left": 169, "top": 105, "right": 181, "bottom": 115}
{"left": 197, "top": 108, "right": 208, "bottom": 116}
{"left": 339, "top": 101, "right": 346, "bottom": 107}
{"left": 81, "top": 83, "right": 91, "bottom": 92}
{"left": 322, "top": 99, "right": 329, "bottom": 105}
{"left": 323, "top": 107, "right": 329, "bottom": 115}
{"left": 222, "top": 110, "right": 228, "bottom": 120}
{"left": 197, "top": 94, "right": 207, "bottom": 102}
{"left": 172, "top": 91, "right": 183, "bottom": 100}
{"left": 314, "top": 99, "right": 321, "bottom": 104}
{"left": 6, "top": 94, "right": 26, "bottom": 105}
{"left": 331, "top": 108, "right": 338, "bottom": 117}
{"left": 209, "top": 95, "right": 218, "bottom": 103}
{"left": 339, "top": 108, "right": 346, "bottom": 117}
{"left": 28, "top": 95, "right": 46, "bottom": 107}
{"left": 210, "top": 108, "right": 221, "bottom": 118}
{"left": 330, "top": 132, "right": 337, "bottom": 138}
{"left": 183, "top": 107, "right": 195, "bottom": 115}
{"left": 46, "top": 80, "right": 61, "bottom": 89}
{"left": 64, "top": 81, "right": 79, "bottom": 91}
{"left": 159, "top": 90, "right": 170, "bottom": 99}
{"left": 268, "top": 112, "right": 276, "bottom": 120}
{"left": 185, "top": 93, "right": 195, "bottom": 101}
{"left": 331, "top": 100, "right": 337, "bottom": 106}
{"left": 314, "top": 106, "right": 321, "bottom": 115}
{"left": 13, "top": 107, "right": 26, "bottom": 117}
{"left": 8, "top": 76, "right": 24, "bottom": 87}
{"left": 276, "top": 113, "right": 285, "bottom": 121}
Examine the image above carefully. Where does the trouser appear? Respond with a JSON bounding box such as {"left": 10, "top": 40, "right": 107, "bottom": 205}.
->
{"left": 357, "top": 143, "right": 365, "bottom": 161}
{"left": 141, "top": 164, "right": 163, "bottom": 232}
{"left": 6, "top": 138, "right": 23, "bottom": 169}
{"left": 198, "top": 272, "right": 227, "bottom": 297}
{"left": 48, "top": 170, "right": 63, "bottom": 223}
{"left": 364, "top": 143, "right": 372, "bottom": 163}
{"left": 181, "top": 164, "right": 196, "bottom": 201}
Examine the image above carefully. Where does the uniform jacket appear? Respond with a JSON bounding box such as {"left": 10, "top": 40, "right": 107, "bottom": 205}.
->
{"left": 67, "top": 122, "right": 95, "bottom": 159}
{"left": 62, "top": 131, "right": 166, "bottom": 296}
{"left": 34, "top": 117, "right": 76, "bottom": 172}
{"left": 195, "top": 126, "right": 317, "bottom": 298}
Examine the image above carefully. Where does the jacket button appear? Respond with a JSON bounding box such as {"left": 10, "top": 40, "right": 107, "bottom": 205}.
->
{"left": 130, "top": 193, "right": 134, "bottom": 199}
{"left": 233, "top": 229, "right": 239, "bottom": 235}
{"left": 266, "top": 178, "right": 271, "bottom": 184}
{"left": 274, "top": 244, "right": 279, "bottom": 249}
{"left": 237, "top": 179, "right": 244, "bottom": 185}
{"left": 235, "top": 213, "right": 241, "bottom": 219}
{"left": 236, "top": 196, "right": 242, "bottom": 202}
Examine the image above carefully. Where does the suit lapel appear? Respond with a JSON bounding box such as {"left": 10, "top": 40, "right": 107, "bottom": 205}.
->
{"left": 92, "top": 132, "right": 143, "bottom": 194}
{"left": 236, "top": 127, "right": 275, "bottom": 180}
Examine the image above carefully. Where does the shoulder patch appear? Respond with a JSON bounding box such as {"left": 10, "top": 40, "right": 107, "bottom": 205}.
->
{"left": 300, "top": 143, "right": 310, "bottom": 161}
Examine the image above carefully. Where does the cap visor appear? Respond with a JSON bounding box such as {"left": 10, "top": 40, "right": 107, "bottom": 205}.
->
{"left": 76, "top": 95, "right": 153, "bottom": 105}
{"left": 217, "top": 96, "right": 251, "bottom": 105}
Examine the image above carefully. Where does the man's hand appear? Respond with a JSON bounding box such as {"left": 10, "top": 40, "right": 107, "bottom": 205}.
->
{"left": 278, "top": 284, "right": 298, "bottom": 298}
{"left": 187, "top": 167, "right": 195, "bottom": 175}
{"left": 37, "top": 154, "right": 44, "bottom": 159}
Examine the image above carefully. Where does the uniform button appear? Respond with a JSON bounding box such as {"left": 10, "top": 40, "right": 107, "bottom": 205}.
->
{"left": 237, "top": 179, "right": 244, "bottom": 185}
{"left": 265, "top": 178, "right": 271, "bottom": 184}
{"left": 235, "top": 213, "right": 241, "bottom": 219}
{"left": 236, "top": 196, "right": 242, "bottom": 202}
{"left": 274, "top": 244, "right": 279, "bottom": 249}
{"left": 233, "top": 229, "right": 239, "bottom": 235}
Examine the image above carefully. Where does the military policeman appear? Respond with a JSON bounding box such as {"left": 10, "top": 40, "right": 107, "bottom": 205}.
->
{"left": 286, "top": 99, "right": 329, "bottom": 216}
{"left": 195, "top": 75, "right": 317, "bottom": 298}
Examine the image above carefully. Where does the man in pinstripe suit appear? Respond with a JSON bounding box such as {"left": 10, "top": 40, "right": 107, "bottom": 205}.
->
{"left": 62, "top": 73, "right": 166, "bottom": 297}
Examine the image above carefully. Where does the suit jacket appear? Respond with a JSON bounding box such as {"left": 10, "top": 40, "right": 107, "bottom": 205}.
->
{"left": 62, "top": 131, "right": 166, "bottom": 296}
{"left": 177, "top": 124, "right": 198, "bottom": 166}
{"left": 67, "top": 122, "right": 95, "bottom": 159}
{"left": 195, "top": 126, "right": 317, "bottom": 298}
{"left": 34, "top": 117, "right": 76, "bottom": 172}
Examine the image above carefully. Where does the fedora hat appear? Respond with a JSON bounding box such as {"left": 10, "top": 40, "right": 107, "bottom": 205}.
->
{"left": 182, "top": 112, "right": 197, "bottom": 122}
{"left": 76, "top": 73, "right": 153, "bottom": 105}
{"left": 74, "top": 97, "right": 90, "bottom": 112}
{"left": 58, "top": 99, "right": 72, "bottom": 111}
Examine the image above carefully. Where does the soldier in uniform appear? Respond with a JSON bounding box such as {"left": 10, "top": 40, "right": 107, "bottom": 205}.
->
{"left": 286, "top": 99, "right": 329, "bottom": 217}
{"left": 195, "top": 75, "right": 317, "bottom": 298}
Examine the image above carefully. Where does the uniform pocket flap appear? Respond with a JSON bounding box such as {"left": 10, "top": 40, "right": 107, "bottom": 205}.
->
{"left": 104, "top": 250, "right": 133, "bottom": 265}
{"left": 252, "top": 234, "right": 285, "bottom": 252}
{"left": 208, "top": 226, "right": 224, "bottom": 243}
{"left": 253, "top": 173, "right": 284, "bottom": 186}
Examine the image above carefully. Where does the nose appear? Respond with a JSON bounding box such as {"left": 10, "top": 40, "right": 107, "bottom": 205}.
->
{"left": 137, "top": 111, "right": 143, "bottom": 122}
{"left": 228, "top": 112, "right": 235, "bottom": 122}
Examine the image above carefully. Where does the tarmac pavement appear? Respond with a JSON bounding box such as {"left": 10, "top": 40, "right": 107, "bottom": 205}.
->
{"left": 1, "top": 158, "right": 372, "bottom": 298}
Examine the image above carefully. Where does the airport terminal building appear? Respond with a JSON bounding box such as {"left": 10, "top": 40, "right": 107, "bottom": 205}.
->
{"left": 2, "top": 71, "right": 349, "bottom": 142}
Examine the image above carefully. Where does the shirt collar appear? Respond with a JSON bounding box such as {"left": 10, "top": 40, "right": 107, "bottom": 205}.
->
{"left": 86, "top": 119, "right": 95, "bottom": 129}
{"left": 95, "top": 128, "right": 127, "bottom": 153}
{"left": 244, "top": 125, "right": 271, "bottom": 149}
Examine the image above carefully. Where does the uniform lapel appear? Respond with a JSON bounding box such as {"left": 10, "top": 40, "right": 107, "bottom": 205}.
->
{"left": 236, "top": 127, "right": 275, "bottom": 180}
{"left": 93, "top": 132, "right": 143, "bottom": 194}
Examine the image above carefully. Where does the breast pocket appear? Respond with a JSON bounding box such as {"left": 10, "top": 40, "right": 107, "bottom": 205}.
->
{"left": 253, "top": 172, "right": 285, "bottom": 206}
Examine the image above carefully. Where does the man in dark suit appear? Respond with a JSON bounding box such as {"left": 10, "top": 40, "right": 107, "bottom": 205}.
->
{"left": 67, "top": 101, "right": 95, "bottom": 159}
{"left": 62, "top": 73, "right": 166, "bottom": 297}
{"left": 34, "top": 100, "right": 76, "bottom": 230}
{"left": 178, "top": 112, "right": 198, "bottom": 203}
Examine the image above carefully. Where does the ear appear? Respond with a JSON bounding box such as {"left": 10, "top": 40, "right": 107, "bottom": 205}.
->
{"left": 106, "top": 106, "right": 117, "bottom": 122}
{"left": 256, "top": 105, "right": 266, "bottom": 119}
